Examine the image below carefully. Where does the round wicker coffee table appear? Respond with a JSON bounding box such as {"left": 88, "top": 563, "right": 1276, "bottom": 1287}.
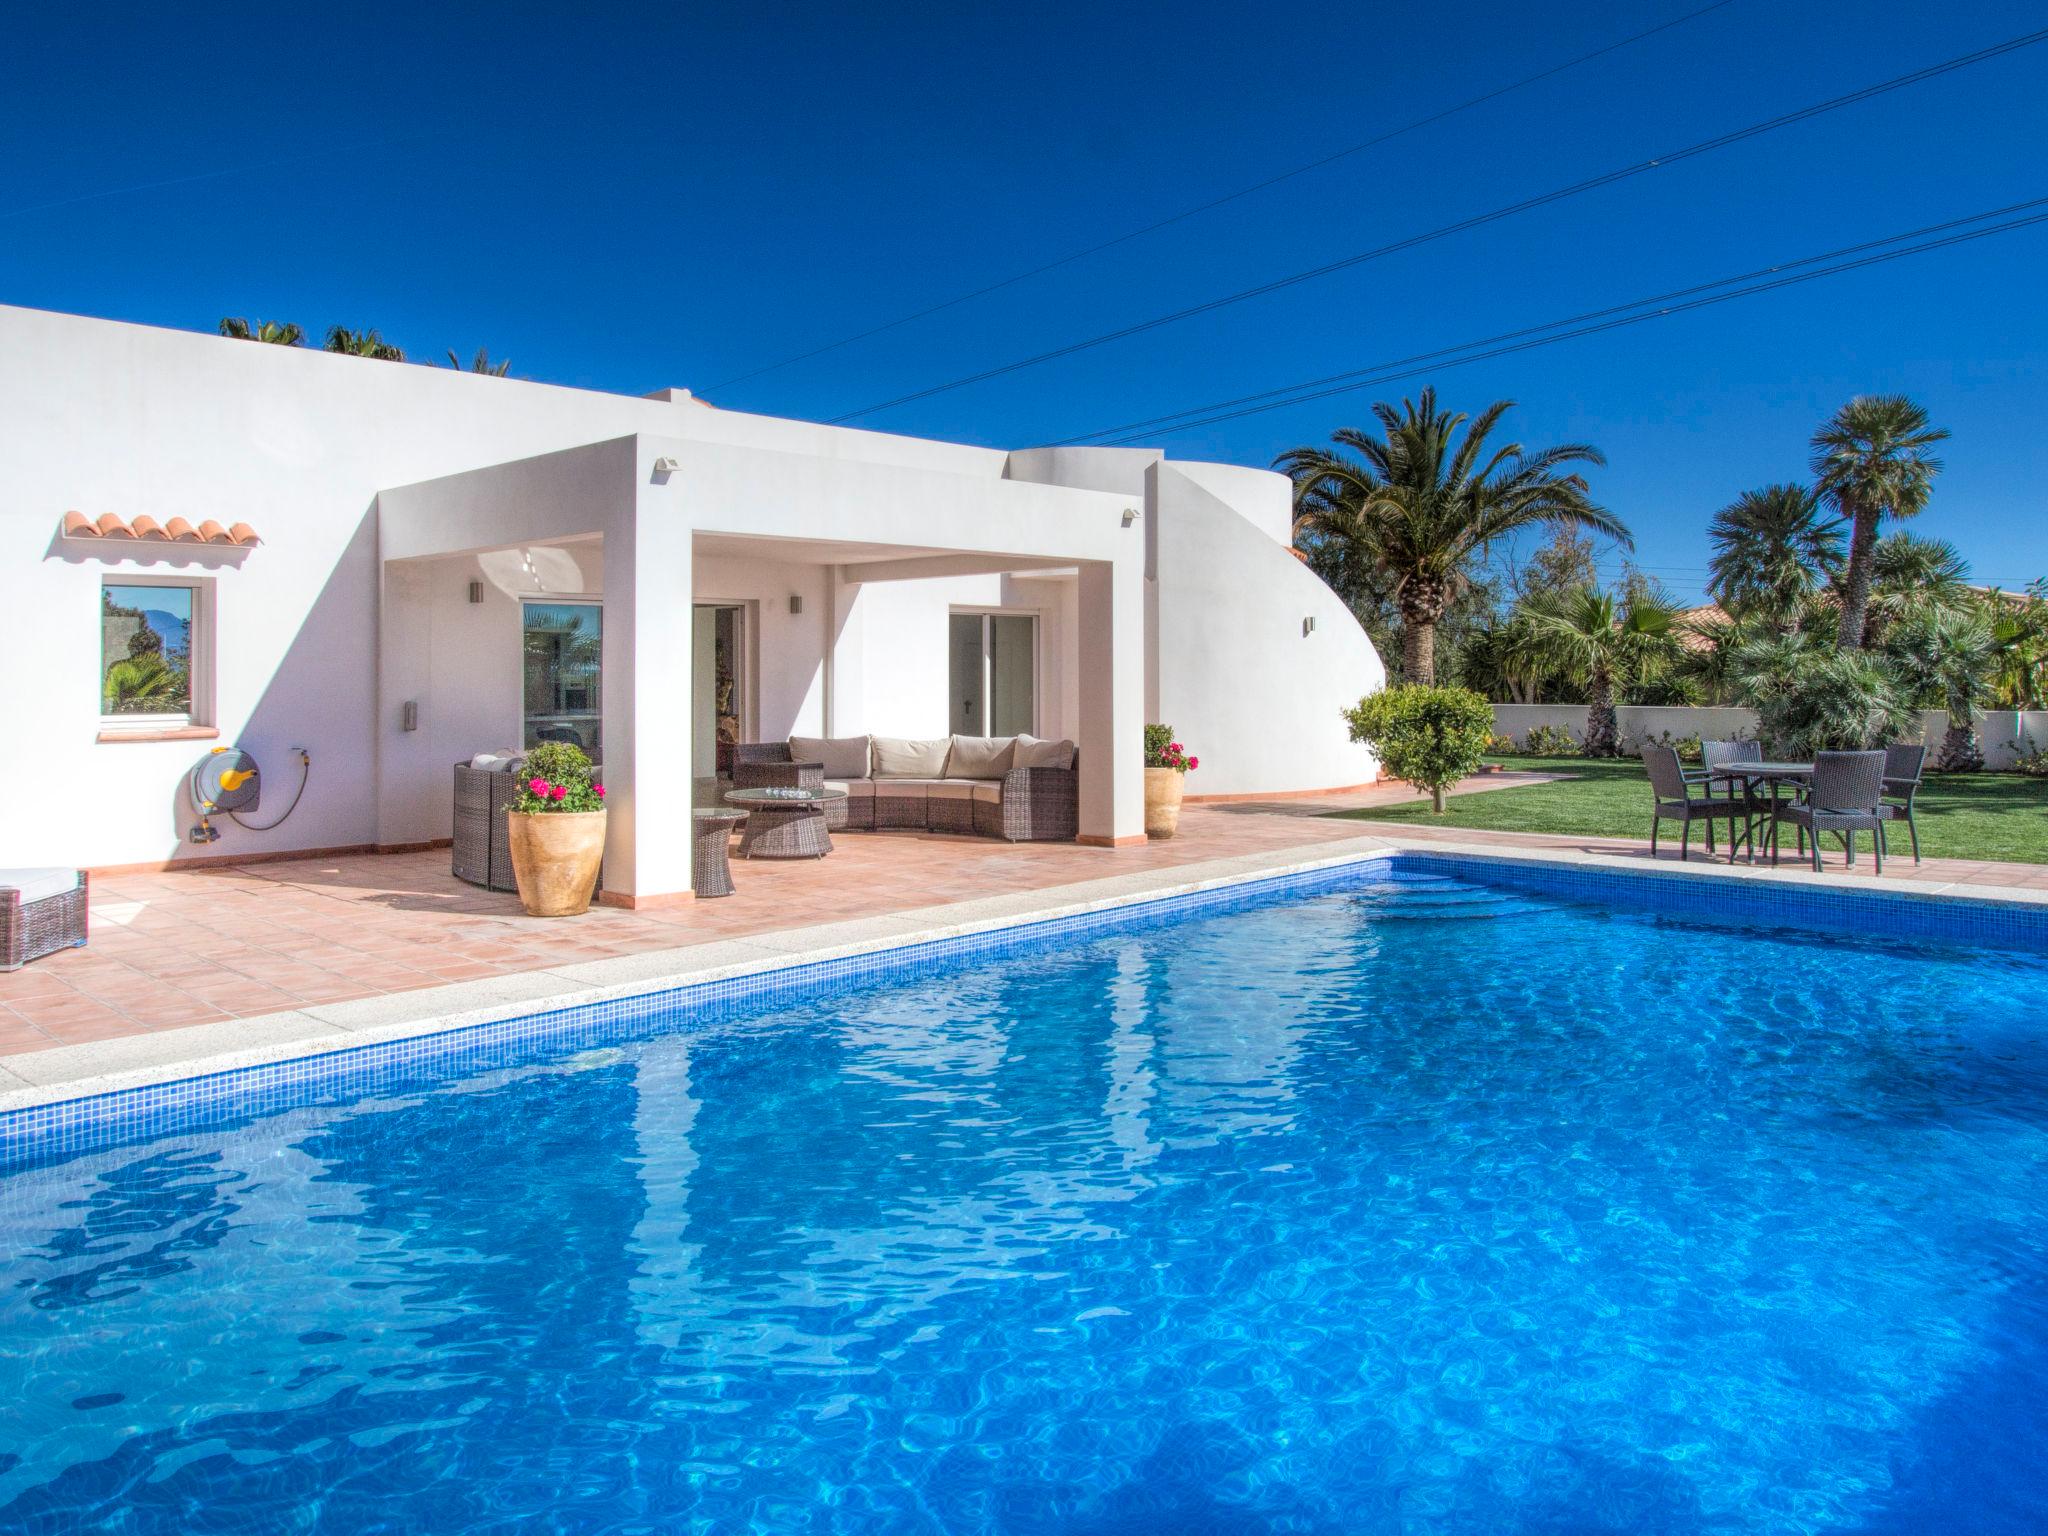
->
{"left": 725, "top": 787, "right": 848, "bottom": 859}
{"left": 692, "top": 808, "right": 747, "bottom": 896}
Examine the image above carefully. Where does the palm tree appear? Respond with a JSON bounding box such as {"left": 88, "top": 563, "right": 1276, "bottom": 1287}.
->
{"left": 1277, "top": 390, "right": 1629, "bottom": 685}
{"left": 1810, "top": 395, "right": 1948, "bottom": 650}
{"left": 1704, "top": 484, "right": 1842, "bottom": 633}
{"left": 1988, "top": 580, "right": 2048, "bottom": 710}
{"left": 1523, "top": 586, "right": 1679, "bottom": 756}
{"left": 1887, "top": 603, "right": 1995, "bottom": 771}
{"left": 218, "top": 317, "right": 303, "bottom": 345}
{"left": 324, "top": 326, "right": 405, "bottom": 361}
{"left": 101, "top": 653, "right": 185, "bottom": 713}
{"left": 448, "top": 347, "right": 512, "bottom": 376}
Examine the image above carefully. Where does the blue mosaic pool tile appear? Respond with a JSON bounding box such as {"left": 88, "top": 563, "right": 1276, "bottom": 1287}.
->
{"left": 3, "top": 850, "right": 2043, "bottom": 1174}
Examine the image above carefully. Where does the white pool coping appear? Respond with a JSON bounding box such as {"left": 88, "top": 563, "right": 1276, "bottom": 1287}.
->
{"left": 3, "top": 832, "right": 2044, "bottom": 1117}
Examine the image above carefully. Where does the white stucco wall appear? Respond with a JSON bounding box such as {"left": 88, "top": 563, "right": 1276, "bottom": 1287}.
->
{"left": 1491, "top": 704, "right": 2048, "bottom": 769}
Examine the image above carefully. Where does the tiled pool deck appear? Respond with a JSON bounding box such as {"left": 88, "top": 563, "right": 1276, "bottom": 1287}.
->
{"left": 4, "top": 775, "right": 2044, "bottom": 1108}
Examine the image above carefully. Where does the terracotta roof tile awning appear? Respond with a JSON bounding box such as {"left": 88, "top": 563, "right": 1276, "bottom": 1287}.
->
{"left": 62, "top": 511, "right": 259, "bottom": 546}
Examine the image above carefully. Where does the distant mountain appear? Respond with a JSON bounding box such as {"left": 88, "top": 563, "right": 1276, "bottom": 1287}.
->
{"left": 142, "top": 609, "right": 188, "bottom": 657}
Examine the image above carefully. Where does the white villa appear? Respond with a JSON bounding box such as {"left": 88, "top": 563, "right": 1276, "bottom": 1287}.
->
{"left": 0, "top": 303, "right": 1384, "bottom": 904}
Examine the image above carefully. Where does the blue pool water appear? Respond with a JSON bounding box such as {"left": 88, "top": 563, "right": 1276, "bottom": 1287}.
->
{"left": 4, "top": 862, "right": 2048, "bottom": 1534}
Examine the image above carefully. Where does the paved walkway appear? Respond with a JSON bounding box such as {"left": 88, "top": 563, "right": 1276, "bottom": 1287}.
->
{"left": 4, "top": 772, "right": 2042, "bottom": 1065}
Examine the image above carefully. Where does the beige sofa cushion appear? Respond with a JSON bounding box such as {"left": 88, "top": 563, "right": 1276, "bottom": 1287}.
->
{"left": 871, "top": 736, "right": 950, "bottom": 777}
{"left": 790, "top": 735, "right": 871, "bottom": 779}
{"left": 823, "top": 778, "right": 874, "bottom": 798}
{"left": 944, "top": 735, "right": 1016, "bottom": 780}
{"left": 1012, "top": 735, "right": 1077, "bottom": 771}
{"left": 927, "top": 779, "right": 977, "bottom": 800}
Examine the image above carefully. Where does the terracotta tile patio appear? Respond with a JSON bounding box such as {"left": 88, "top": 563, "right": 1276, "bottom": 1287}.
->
{"left": 5, "top": 774, "right": 2043, "bottom": 1065}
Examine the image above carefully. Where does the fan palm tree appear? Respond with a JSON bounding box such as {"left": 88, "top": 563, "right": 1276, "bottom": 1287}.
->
{"left": 1810, "top": 395, "right": 1948, "bottom": 650}
{"left": 1704, "top": 484, "right": 1842, "bottom": 633}
{"left": 101, "top": 653, "right": 185, "bottom": 713}
{"left": 1863, "top": 532, "right": 1971, "bottom": 646}
{"left": 1887, "top": 603, "right": 1995, "bottom": 771}
{"left": 1988, "top": 580, "right": 2048, "bottom": 710}
{"left": 448, "top": 347, "right": 512, "bottom": 376}
{"left": 218, "top": 317, "right": 303, "bottom": 345}
{"left": 324, "top": 325, "right": 405, "bottom": 361}
{"left": 1277, "top": 391, "right": 1629, "bottom": 685}
{"left": 1522, "top": 586, "right": 1679, "bottom": 756}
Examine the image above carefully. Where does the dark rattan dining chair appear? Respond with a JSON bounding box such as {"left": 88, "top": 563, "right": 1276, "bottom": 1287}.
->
{"left": 1877, "top": 742, "right": 1927, "bottom": 863}
{"left": 1698, "top": 738, "right": 1763, "bottom": 803}
{"left": 1773, "top": 750, "right": 1888, "bottom": 872}
{"left": 1642, "top": 745, "right": 1745, "bottom": 860}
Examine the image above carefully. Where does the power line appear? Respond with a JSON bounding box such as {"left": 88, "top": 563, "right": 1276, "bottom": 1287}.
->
{"left": 703, "top": 0, "right": 1744, "bottom": 391}
{"left": 1073, "top": 202, "right": 2048, "bottom": 443}
{"left": 1054, "top": 196, "right": 2048, "bottom": 444}
{"left": 828, "top": 28, "right": 2048, "bottom": 423}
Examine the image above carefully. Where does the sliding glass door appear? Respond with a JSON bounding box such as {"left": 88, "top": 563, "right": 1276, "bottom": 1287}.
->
{"left": 948, "top": 611, "right": 1036, "bottom": 737}
{"left": 523, "top": 601, "right": 603, "bottom": 758}
{"left": 693, "top": 604, "right": 745, "bottom": 778}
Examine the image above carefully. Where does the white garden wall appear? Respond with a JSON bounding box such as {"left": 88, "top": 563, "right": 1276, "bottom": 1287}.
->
{"left": 1491, "top": 705, "right": 2048, "bottom": 770}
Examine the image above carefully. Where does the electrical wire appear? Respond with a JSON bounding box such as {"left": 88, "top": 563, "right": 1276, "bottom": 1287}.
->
{"left": 828, "top": 28, "right": 2048, "bottom": 423}
{"left": 1071, "top": 202, "right": 2048, "bottom": 443}
{"left": 1052, "top": 196, "right": 2048, "bottom": 444}
{"left": 704, "top": 0, "right": 1744, "bottom": 391}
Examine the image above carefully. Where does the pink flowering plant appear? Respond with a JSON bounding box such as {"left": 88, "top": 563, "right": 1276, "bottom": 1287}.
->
{"left": 514, "top": 741, "right": 606, "bottom": 814}
{"left": 1143, "top": 723, "right": 1199, "bottom": 774}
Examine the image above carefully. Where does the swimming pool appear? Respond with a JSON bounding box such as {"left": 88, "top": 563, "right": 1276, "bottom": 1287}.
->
{"left": 3, "top": 854, "right": 2046, "bottom": 1532}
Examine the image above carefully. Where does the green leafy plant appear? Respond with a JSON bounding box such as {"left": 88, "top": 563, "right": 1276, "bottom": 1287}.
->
{"left": 1343, "top": 685, "right": 1494, "bottom": 812}
{"left": 1732, "top": 639, "right": 1913, "bottom": 757}
{"left": 2014, "top": 736, "right": 2048, "bottom": 778}
{"left": 516, "top": 741, "right": 606, "bottom": 814}
{"left": 1484, "top": 732, "right": 1517, "bottom": 755}
{"left": 1521, "top": 723, "right": 1580, "bottom": 757}
{"left": 1626, "top": 729, "right": 1705, "bottom": 763}
{"left": 1143, "top": 724, "right": 1198, "bottom": 773}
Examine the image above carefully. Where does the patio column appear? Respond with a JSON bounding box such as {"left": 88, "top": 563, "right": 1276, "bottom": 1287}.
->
{"left": 1076, "top": 556, "right": 1145, "bottom": 846}
{"left": 601, "top": 487, "right": 694, "bottom": 904}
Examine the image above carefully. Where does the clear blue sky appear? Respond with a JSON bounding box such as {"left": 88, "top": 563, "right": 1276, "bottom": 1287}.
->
{"left": 6, "top": 1, "right": 2044, "bottom": 602}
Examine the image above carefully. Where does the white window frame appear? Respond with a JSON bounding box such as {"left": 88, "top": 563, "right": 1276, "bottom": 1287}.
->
{"left": 98, "top": 574, "right": 212, "bottom": 734}
{"left": 949, "top": 607, "right": 1040, "bottom": 737}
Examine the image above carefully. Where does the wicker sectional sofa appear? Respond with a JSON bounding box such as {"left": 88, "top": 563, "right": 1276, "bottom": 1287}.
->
{"left": 733, "top": 733, "right": 1078, "bottom": 842}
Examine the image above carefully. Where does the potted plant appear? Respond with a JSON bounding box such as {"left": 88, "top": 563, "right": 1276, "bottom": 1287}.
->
{"left": 1143, "top": 724, "right": 1199, "bottom": 839}
{"left": 507, "top": 742, "right": 608, "bottom": 916}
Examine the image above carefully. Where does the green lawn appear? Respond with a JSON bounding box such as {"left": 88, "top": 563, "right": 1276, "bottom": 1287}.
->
{"left": 1336, "top": 754, "right": 2048, "bottom": 864}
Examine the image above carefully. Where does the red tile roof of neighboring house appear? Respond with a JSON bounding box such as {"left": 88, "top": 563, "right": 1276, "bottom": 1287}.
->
{"left": 62, "top": 511, "right": 259, "bottom": 546}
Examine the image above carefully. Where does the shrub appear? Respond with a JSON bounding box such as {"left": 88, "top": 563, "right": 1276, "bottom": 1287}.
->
{"left": 1142, "top": 723, "right": 1198, "bottom": 773}
{"left": 1625, "top": 729, "right": 1704, "bottom": 763}
{"left": 1522, "top": 723, "right": 1580, "bottom": 757}
{"left": 1485, "top": 732, "right": 1517, "bottom": 756}
{"left": 516, "top": 741, "right": 606, "bottom": 814}
{"left": 1735, "top": 644, "right": 1914, "bottom": 757}
{"left": 2015, "top": 736, "right": 2048, "bottom": 778}
{"left": 1343, "top": 685, "right": 1495, "bottom": 813}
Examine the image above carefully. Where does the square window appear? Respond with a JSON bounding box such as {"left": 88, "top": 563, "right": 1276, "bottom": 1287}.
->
{"left": 101, "top": 581, "right": 201, "bottom": 726}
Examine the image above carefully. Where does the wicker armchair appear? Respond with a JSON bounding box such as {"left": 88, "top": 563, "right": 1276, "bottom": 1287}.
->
{"left": 730, "top": 743, "right": 844, "bottom": 828}
{"left": 1641, "top": 745, "right": 1744, "bottom": 860}
{"left": 1773, "top": 750, "right": 1888, "bottom": 872}
{"left": 1, "top": 870, "right": 88, "bottom": 971}
{"left": 454, "top": 760, "right": 606, "bottom": 892}
{"left": 1877, "top": 742, "right": 1927, "bottom": 863}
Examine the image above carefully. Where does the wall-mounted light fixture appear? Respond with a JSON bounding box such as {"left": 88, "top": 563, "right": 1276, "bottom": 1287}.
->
{"left": 1302, "top": 616, "right": 1317, "bottom": 637}
{"left": 652, "top": 456, "right": 680, "bottom": 474}
{"left": 1121, "top": 507, "right": 1140, "bottom": 527}
{"left": 467, "top": 579, "right": 484, "bottom": 604}
{"left": 401, "top": 700, "right": 420, "bottom": 732}
{"left": 789, "top": 594, "right": 805, "bottom": 615}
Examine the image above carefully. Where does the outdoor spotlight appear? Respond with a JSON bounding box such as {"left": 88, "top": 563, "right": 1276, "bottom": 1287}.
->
{"left": 789, "top": 594, "right": 804, "bottom": 615}
{"left": 653, "top": 456, "right": 680, "bottom": 474}
{"left": 1121, "top": 507, "right": 1139, "bottom": 526}
{"left": 1303, "top": 615, "right": 1317, "bottom": 636}
{"left": 467, "top": 579, "right": 483, "bottom": 604}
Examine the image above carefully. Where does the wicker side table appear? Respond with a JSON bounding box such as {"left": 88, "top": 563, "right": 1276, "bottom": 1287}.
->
{"left": 692, "top": 809, "right": 747, "bottom": 897}
{"left": 726, "top": 788, "right": 847, "bottom": 859}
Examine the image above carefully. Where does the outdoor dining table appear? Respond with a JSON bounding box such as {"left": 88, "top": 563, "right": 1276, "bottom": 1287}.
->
{"left": 1708, "top": 761, "right": 1814, "bottom": 864}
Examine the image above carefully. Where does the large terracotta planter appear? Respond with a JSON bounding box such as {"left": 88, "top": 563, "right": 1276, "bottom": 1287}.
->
{"left": 1144, "top": 767, "right": 1185, "bottom": 840}
{"left": 507, "top": 809, "right": 607, "bottom": 917}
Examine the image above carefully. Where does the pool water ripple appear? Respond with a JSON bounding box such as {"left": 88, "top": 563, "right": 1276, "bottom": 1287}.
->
{"left": 3, "top": 867, "right": 2047, "bottom": 1532}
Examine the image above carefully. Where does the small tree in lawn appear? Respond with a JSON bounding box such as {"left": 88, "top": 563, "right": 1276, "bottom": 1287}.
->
{"left": 1343, "top": 685, "right": 1494, "bottom": 813}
